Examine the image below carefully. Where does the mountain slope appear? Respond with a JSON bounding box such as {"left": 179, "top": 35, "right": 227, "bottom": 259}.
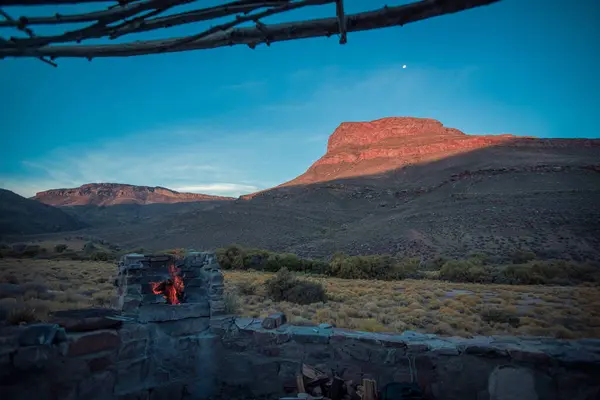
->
{"left": 0, "top": 189, "right": 87, "bottom": 235}
{"left": 33, "top": 183, "right": 234, "bottom": 206}
{"left": 37, "top": 117, "right": 600, "bottom": 262}
{"left": 278, "top": 117, "right": 598, "bottom": 188}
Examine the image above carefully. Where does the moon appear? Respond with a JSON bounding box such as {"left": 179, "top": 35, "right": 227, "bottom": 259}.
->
{"left": 402, "top": 65, "right": 407, "bottom": 69}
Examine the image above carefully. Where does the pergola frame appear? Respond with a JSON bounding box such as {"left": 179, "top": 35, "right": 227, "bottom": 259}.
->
{"left": 0, "top": 0, "right": 501, "bottom": 66}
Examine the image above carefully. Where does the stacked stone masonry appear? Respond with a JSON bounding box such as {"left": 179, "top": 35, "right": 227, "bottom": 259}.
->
{"left": 1, "top": 252, "right": 599, "bottom": 400}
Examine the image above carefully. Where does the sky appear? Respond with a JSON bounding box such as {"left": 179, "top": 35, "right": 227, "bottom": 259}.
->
{"left": 1, "top": 0, "right": 599, "bottom": 198}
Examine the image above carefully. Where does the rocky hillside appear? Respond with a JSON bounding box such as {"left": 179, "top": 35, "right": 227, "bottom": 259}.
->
{"left": 278, "top": 117, "right": 598, "bottom": 187}
{"left": 21, "top": 117, "right": 600, "bottom": 262}
{"left": 32, "top": 183, "right": 234, "bottom": 207}
{"left": 0, "top": 189, "right": 87, "bottom": 236}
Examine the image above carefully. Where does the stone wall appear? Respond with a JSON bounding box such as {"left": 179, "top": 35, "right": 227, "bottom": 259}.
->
{"left": 211, "top": 317, "right": 600, "bottom": 399}
{"left": 1, "top": 252, "right": 600, "bottom": 400}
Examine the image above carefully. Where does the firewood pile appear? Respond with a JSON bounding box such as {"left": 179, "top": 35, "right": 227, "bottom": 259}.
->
{"left": 279, "top": 364, "right": 379, "bottom": 400}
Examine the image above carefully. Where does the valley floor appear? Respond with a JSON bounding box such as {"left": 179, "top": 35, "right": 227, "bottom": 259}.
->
{"left": 1, "top": 258, "right": 597, "bottom": 339}
{"left": 224, "top": 270, "right": 600, "bottom": 339}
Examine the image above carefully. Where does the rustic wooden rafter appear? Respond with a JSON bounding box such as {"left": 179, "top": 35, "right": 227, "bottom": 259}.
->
{"left": 0, "top": 0, "right": 502, "bottom": 61}
{"left": 335, "top": 0, "right": 346, "bottom": 44}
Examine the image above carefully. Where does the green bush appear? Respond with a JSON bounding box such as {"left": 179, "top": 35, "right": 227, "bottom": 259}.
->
{"left": 502, "top": 260, "right": 599, "bottom": 285}
{"left": 22, "top": 245, "right": 44, "bottom": 258}
{"left": 265, "top": 268, "right": 327, "bottom": 305}
{"left": 54, "top": 244, "right": 68, "bottom": 253}
{"left": 439, "top": 259, "right": 488, "bottom": 283}
{"left": 511, "top": 250, "right": 536, "bottom": 264}
{"left": 90, "top": 251, "right": 111, "bottom": 261}
{"left": 394, "top": 257, "right": 422, "bottom": 279}
{"left": 223, "top": 291, "right": 241, "bottom": 314}
{"left": 236, "top": 280, "right": 257, "bottom": 295}
{"left": 83, "top": 242, "right": 97, "bottom": 254}
{"left": 329, "top": 253, "right": 398, "bottom": 280}
{"left": 216, "top": 245, "right": 329, "bottom": 274}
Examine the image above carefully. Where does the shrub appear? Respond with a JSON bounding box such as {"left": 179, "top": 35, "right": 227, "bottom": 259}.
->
{"left": 216, "top": 245, "right": 329, "bottom": 274}
{"left": 223, "top": 291, "right": 241, "bottom": 314}
{"left": 394, "top": 258, "right": 422, "bottom": 279}
{"left": 439, "top": 260, "right": 487, "bottom": 283}
{"left": 22, "top": 245, "right": 42, "bottom": 257}
{"left": 424, "top": 256, "right": 448, "bottom": 271}
{"left": 265, "top": 268, "right": 326, "bottom": 305}
{"left": 511, "top": 250, "right": 537, "bottom": 264}
{"left": 502, "top": 260, "right": 599, "bottom": 285}
{"left": 216, "top": 245, "right": 245, "bottom": 270}
{"left": 329, "top": 253, "right": 397, "bottom": 280}
{"left": 90, "top": 251, "right": 111, "bottom": 261}
{"left": 83, "top": 242, "right": 97, "bottom": 254}
{"left": 54, "top": 244, "right": 68, "bottom": 253}
{"left": 5, "top": 307, "right": 38, "bottom": 325}
{"left": 236, "top": 280, "right": 257, "bottom": 295}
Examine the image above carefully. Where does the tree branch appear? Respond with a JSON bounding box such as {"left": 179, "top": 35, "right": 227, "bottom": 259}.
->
{"left": 108, "top": 0, "right": 291, "bottom": 39}
{"left": 0, "top": 0, "right": 285, "bottom": 27}
{"left": 0, "top": 0, "right": 502, "bottom": 59}
{"left": 0, "top": 8, "right": 57, "bottom": 66}
{"left": 335, "top": 0, "right": 345, "bottom": 44}
{"left": 163, "top": 0, "right": 333, "bottom": 52}
{"left": 0, "top": 0, "right": 119, "bottom": 4}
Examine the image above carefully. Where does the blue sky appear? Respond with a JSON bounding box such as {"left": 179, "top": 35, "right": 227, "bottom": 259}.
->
{"left": 1, "top": 0, "right": 599, "bottom": 198}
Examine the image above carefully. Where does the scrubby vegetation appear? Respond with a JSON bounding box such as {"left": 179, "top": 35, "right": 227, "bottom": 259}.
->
{"left": 265, "top": 268, "right": 327, "bottom": 305}
{"left": 217, "top": 245, "right": 600, "bottom": 286}
{"left": 217, "top": 245, "right": 328, "bottom": 274}
{"left": 225, "top": 269, "right": 600, "bottom": 338}
{"left": 0, "top": 258, "right": 114, "bottom": 325}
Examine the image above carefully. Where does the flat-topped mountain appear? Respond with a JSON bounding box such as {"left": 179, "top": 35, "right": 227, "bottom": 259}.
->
{"left": 32, "top": 183, "right": 234, "bottom": 207}
{"left": 278, "top": 117, "right": 598, "bottom": 187}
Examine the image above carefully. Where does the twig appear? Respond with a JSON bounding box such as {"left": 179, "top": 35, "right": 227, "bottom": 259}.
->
{"left": 0, "top": 0, "right": 172, "bottom": 27}
{"left": 108, "top": 0, "right": 291, "bottom": 39}
{"left": 0, "top": 8, "right": 57, "bottom": 67}
{"left": 163, "top": 0, "right": 333, "bottom": 52}
{"left": 335, "top": 0, "right": 346, "bottom": 44}
{"left": 0, "top": 0, "right": 502, "bottom": 59}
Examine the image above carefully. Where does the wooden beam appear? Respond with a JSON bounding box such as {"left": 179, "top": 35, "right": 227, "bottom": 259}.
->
{"left": 0, "top": 8, "right": 57, "bottom": 66}
{"left": 0, "top": 0, "right": 502, "bottom": 59}
{"left": 0, "top": 0, "right": 124, "bottom": 4}
{"left": 0, "top": 0, "right": 286, "bottom": 27}
{"left": 335, "top": 0, "right": 346, "bottom": 44}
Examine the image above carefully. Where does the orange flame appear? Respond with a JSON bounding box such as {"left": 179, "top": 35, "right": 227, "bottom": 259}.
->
{"left": 150, "top": 264, "right": 184, "bottom": 304}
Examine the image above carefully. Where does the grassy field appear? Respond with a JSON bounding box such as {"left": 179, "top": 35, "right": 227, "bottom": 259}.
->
{"left": 0, "top": 258, "right": 115, "bottom": 323}
{"left": 1, "top": 258, "right": 599, "bottom": 339}
{"left": 224, "top": 270, "right": 600, "bottom": 339}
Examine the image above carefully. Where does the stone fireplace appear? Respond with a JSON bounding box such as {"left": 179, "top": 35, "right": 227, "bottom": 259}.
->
{"left": 115, "top": 251, "right": 225, "bottom": 320}
{"left": 111, "top": 251, "right": 225, "bottom": 398}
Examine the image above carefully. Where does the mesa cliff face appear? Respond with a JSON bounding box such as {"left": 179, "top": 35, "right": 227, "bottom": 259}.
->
{"left": 33, "top": 183, "right": 234, "bottom": 207}
{"left": 280, "top": 117, "right": 598, "bottom": 187}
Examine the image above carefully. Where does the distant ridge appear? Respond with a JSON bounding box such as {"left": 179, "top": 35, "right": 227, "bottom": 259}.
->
{"left": 32, "top": 183, "right": 234, "bottom": 207}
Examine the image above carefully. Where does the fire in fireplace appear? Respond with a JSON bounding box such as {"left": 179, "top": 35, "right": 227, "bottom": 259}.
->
{"left": 150, "top": 264, "right": 185, "bottom": 304}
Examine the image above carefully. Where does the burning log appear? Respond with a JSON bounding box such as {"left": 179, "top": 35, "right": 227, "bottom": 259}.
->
{"left": 149, "top": 264, "right": 184, "bottom": 305}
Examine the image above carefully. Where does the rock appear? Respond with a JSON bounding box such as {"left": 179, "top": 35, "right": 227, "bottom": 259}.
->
{"left": 137, "top": 302, "right": 210, "bottom": 322}
{"left": 33, "top": 183, "right": 234, "bottom": 206}
{"left": 68, "top": 330, "right": 120, "bottom": 356}
{"left": 18, "top": 323, "right": 65, "bottom": 346}
{"left": 13, "top": 345, "right": 58, "bottom": 370}
{"left": 488, "top": 365, "right": 538, "bottom": 400}
{"left": 318, "top": 323, "right": 333, "bottom": 329}
{"left": 262, "top": 313, "right": 287, "bottom": 329}
{"left": 51, "top": 309, "right": 123, "bottom": 332}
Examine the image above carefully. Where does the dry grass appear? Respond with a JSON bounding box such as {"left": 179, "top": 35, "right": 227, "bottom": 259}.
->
{"left": 224, "top": 270, "right": 600, "bottom": 339}
{"left": 2, "top": 257, "right": 599, "bottom": 339}
{"left": 0, "top": 258, "right": 115, "bottom": 323}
